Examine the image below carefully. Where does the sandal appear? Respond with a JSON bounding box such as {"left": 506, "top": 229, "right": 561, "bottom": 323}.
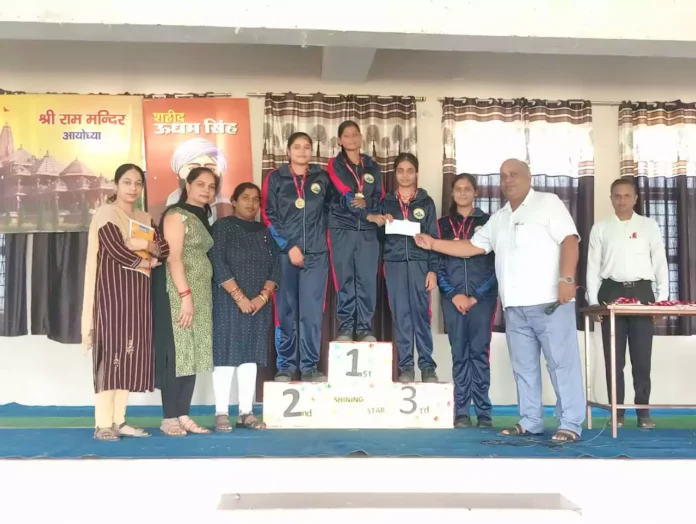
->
{"left": 499, "top": 423, "right": 543, "bottom": 437}
{"left": 160, "top": 418, "right": 187, "bottom": 437}
{"left": 94, "top": 427, "right": 120, "bottom": 441}
{"left": 179, "top": 416, "right": 211, "bottom": 434}
{"left": 115, "top": 422, "right": 151, "bottom": 438}
{"left": 238, "top": 413, "right": 266, "bottom": 430}
{"left": 551, "top": 429, "right": 579, "bottom": 442}
{"left": 215, "top": 414, "right": 234, "bottom": 433}
{"left": 638, "top": 417, "right": 656, "bottom": 429}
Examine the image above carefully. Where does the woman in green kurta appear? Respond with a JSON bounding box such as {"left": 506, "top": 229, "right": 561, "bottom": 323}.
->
{"left": 166, "top": 207, "right": 214, "bottom": 375}
{"left": 153, "top": 167, "right": 219, "bottom": 437}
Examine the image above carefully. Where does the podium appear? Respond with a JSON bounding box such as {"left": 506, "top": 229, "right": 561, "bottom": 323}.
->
{"left": 263, "top": 341, "right": 454, "bottom": 429}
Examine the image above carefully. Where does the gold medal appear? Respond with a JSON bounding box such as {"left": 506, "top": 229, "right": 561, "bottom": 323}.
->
{"left": 355, "top": 193, "right": 365, "bottom": 199}
{"left": 295, "top": 198, "right": 305, "bottom": 209}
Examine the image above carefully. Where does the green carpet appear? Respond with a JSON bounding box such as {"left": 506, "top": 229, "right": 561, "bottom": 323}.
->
{"left": 2, "top": 415, "right": 695, "bottom": 429}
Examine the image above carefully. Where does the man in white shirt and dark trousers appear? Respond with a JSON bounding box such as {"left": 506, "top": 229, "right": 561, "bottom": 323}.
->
{"left": 416, "top": 159, "right": 585, "bottom": 442}
{"left": 586, "top": 178, "right": 668, "bottom": 429}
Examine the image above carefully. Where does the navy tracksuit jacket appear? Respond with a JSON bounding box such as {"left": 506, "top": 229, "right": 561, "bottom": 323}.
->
{"left": 327, "top": 153, "right": 385, "bottom": 336}
{"left": 437, "top": 209, "right": 498, "bottom": 419}
{"left": 261, "top": 163, "right": 331, "bottom": 374}
{"left": 381, "top": 189, "right": 439, "bottom": 372}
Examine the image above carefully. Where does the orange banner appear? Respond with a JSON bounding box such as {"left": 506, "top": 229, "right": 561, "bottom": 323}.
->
{"left": 143, "top": 98, "right": 253, "bottom": 223}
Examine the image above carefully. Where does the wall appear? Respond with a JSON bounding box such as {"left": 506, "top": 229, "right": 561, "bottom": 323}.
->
{"left": 1, "top": 41, "right": 694, "bottom": 409}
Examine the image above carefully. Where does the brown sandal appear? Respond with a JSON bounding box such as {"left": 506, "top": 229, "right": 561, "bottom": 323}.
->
{"left": 94, "top": 427, "right": 120, "bottom": 441}
{"left": 499, "top": 423, "right": 543, "bottom": 437}
{"left": 551, "top": 429, "right": 579, "bottom": 442}
{"left": 115, "top": 422, "right": 151, "bottom": 438}
{"left": 179, "top": 416, "right": 211, "bottom": 434}
{"left": 215, "top": 414, "right": 234, "bottom": 433}
{"left": 237, "top": 413, "right": 266, "bottom": 430}
{"left": 160, "top": 418, "right": 187, "bottom": 437}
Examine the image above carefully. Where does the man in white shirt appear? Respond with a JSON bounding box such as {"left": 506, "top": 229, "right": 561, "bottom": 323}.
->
{"left": 586, "top": 178, "right": 668, "bottom": 429}
{"left": 415, "top": 159, "right": 585, "bottom": 442}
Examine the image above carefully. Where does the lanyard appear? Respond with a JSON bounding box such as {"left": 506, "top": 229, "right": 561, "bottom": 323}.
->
{"left": 396, "top": 189, "right": 418, "bottom": 219}
{"left": 345, "top": 157, "right": 365, "bottom": 195}
{"left": 449, "top": 216, "right": 475, "bottom": 240}
{"left": 290, "top": 167, "right": 306, "bottom": 199}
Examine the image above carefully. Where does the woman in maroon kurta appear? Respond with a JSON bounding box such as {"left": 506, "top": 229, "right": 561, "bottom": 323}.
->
{"left": 82, "top": 164, "right": 170, "bottom": 441}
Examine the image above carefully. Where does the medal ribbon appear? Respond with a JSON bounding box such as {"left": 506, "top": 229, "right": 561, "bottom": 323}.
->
{"left": 345, "top": 157, "right": 365, "bottom": 195}
{"left": 449, "top": 216, "right": 475, "bottom": 240}
{"left": 396, "top": 189, "right": 418, "bottom": 219}
{"left": 290, "top": 167, "right": 306, "bottom": 199}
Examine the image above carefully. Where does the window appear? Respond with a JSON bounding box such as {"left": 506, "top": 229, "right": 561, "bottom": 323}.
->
{"left": 619, "top": 101, "right": 696, "bottom": 335}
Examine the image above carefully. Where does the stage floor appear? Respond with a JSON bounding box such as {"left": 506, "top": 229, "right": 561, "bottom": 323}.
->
{"left": 3, "top": 457, "right": 695, "bottom": 522}
{"left": 1, "top": 404, "right": 695, "bottom": 460}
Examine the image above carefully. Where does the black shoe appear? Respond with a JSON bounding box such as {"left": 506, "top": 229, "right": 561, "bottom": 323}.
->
{"left": 476, "top": 417, "right": 493, "bottom": 428}
{"left": 301, "top": 369, "right": 327, "bottom": 382}
{"left": 336, "top": 330, "right": 353, "bottom": 342}
{"left": 638, "top": 416, "right": 656, "bottom": 429}
{"left": 274, "top": 371, "right": 292, "bottom": 382}
{"left": 421, "top": 368, "right": 438, "bottom": 383}
{"left": 398, "top": 369, "right": 415, "bottom": 383}
{"left": 357, "top": 331, "right": 377, "bottom": 342}
{"left": 455, "top": 415, "right": 472, "bottom": 428}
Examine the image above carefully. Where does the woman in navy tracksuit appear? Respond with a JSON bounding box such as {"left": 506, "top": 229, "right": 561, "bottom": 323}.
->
{"left": 327, "top": 121, "right": 385, "bottom": 342}
{"left": 261, "top": 132, "right": 331, "bottom": 383}
{"left": 437, "top": 174, "right": 498, "bottom": 428}
{"left": 377, "top": 153, "right": 439, "bottom": 383}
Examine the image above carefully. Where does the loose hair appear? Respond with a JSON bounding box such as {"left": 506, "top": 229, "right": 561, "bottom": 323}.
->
{"left": 108, "top": 163, "right": 145, "bottom": 203}
{"left": 287, "top": 132, "right": 313, "bottom": 149}
{"left": 231, "top": 182, "right": 261, "bottom": 203}
{"left": 338, "top": 120, "right": 361, "bottom": 153}
{"left": 179, "top": 166, "right": 219, "bottom": 217}
{"left": 393, "top": 152, "right": 419, "bottom": 173}
{"left": 449, "top": 173, "right": 478, "bottom": 218}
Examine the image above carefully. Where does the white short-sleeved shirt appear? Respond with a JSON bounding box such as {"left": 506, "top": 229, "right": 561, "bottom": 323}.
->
{"left": 586, "top": 213, "right": 669, "bottom": 306}
{"left": 470, "top": 188, "right": 580, "bottom": 308}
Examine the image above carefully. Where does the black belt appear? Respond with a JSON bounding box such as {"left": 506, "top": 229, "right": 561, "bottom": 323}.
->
{"left": 607, "top": 279, "right": 647, "bottom": 288}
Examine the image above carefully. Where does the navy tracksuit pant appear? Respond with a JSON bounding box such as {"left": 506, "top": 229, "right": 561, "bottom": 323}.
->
{"left": 329, "top": 228, "right": 380, "bottom": 334}
{"left": 442, "top": 296, "right": 496, "bottom": 419}
{"left": 275, "top": 252, "right": 328, "bottom": 374}
{"left": 384, "top": 260, "right": 436, "bottom": 372}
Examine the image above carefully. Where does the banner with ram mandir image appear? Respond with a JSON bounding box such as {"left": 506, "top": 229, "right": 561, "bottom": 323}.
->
{"left": 142, "top": 97, "right": 253, "bottom": 224}
{"left": 0, "top": 94, "right": 144, "bottom": 233}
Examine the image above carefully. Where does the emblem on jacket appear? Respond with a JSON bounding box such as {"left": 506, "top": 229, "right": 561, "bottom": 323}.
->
{"left": 364, "top": 174, "right": 374, "bottom": 184}
{"left": 311, "top": 183, "right": 322, "bottom": 194}
{"left": 413, "top": 208, "right": 425, "bottom": 220}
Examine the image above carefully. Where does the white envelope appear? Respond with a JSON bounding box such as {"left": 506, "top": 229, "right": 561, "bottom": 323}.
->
{"left": 385, "top": 219, "right": 421, "bottom": 237}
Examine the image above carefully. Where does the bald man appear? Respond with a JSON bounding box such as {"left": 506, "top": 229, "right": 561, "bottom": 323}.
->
{"left": 416, "top": 159, "right": 585, "bottom": 442}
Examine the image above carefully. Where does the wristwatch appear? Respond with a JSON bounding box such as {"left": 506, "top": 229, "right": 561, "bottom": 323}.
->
{"left": 559, "top": 276, "right": 575, "bottom": 284}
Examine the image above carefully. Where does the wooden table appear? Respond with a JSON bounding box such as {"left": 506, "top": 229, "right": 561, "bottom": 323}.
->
{"left": 581, "top": 304, "right": 696, "bottom": 438}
